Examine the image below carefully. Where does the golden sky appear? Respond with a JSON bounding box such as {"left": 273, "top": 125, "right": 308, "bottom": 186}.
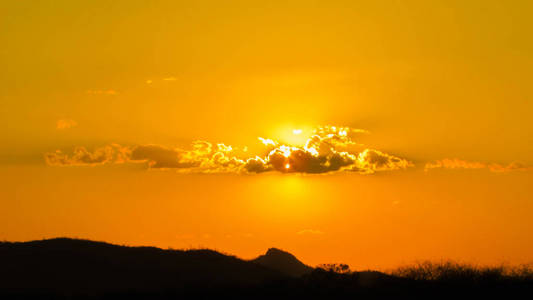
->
{"left": 1, "top": 0, "right": 532, "bottom": 269}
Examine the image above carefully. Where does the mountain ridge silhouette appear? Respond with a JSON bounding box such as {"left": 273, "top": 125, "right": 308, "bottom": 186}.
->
{"left": 0, "top": 237, "right": 289, "bottom": 292}
{"left": 1, "top": 237, "right": 532, "bottom": 299}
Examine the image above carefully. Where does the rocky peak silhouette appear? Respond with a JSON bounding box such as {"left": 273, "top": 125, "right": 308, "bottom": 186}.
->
{"left": 251, "top": 247, "right": 313, "bottom": 277}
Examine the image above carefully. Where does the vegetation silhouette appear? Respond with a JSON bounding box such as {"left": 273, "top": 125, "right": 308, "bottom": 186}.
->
{"left": 1, "top": 238, "right": 532, "bottom": 299}
{"left": 316, "top": 263, "right": 351, "bottom": 274}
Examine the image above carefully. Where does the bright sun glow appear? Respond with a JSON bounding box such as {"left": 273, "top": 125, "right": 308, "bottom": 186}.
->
{"left": 285, "top": 163, "right": 290, "bottom": 169}
{"left": 293, "top": 129, "right": 302, "bottom": 135}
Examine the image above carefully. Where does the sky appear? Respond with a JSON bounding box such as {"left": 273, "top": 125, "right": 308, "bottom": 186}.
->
{"left": 1, "top": 0, "right": 532, "bottom": 270}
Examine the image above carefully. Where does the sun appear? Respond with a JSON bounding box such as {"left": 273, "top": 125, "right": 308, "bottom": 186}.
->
{"left": 285, "top": 163, "right": 290, "bottom": 169}
{"left": 268, "top": 126, "right": 311, "bottom": 146}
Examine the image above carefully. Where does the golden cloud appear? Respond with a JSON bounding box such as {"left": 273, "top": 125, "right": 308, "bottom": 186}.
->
{"left": 44, "top": 126, "right": 413, "bottom": 174}
{"left": 45, "top": 144, "right": 130, "bottom": 166}
{"left": 424, "top": 159, "right": 531, "bottom": 173}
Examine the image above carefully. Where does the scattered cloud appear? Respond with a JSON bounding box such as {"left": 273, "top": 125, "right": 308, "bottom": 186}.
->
{"left": 297, "top": 229, "right": 324, "bottom": 235}
{"left": 86, "top": 89, "right": 118, "bottom": 95}
{"left": 425, "top": 159, "right": 531, "bottom": 173}
{"left": 163, "top": 77, "right": 177, "bottom": 81}
{"left": 44, "top": 126, "right": 413, "bottom": 175}
{"left": 45, "top": 144, "right": 130, "bottom": 166}
{"left": 56, "top": 119, "right": 77, "bottom": 130}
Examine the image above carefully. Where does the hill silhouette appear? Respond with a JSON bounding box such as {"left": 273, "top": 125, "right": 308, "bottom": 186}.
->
{"left": 251, "top": 247, "right": 313, "bottom": 277}
{"left": 1, "top": 238, "right": 532, "bottom": 299}
{"left": 0, "top": 238, "right": 285, "bottom": 290}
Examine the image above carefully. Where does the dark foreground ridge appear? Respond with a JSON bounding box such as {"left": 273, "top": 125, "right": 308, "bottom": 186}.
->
{"left": 1, "top": 238, "right": 532, "bottom": 299}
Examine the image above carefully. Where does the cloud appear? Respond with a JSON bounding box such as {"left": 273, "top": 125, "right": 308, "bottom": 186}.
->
{"left": 424, "top": 159, "right": 531, "bottom": 173}
{"left": 45, "top": 146, "right": 113, "bottom": 166}
{"left": 297, "top": 229, "right": 324, "bottom": 235}
{"left": 44, "top": 144, "right": 130, "bottom": 166}
{"left": 45, "top": 126, "right": 530, "bottom": 176}
{"left": 44, "top": 125, "right": 413, "bottom": 174}
{"left": 163, "top": 77, "right": 177, "bottom": 81}
{"left": 350, "top": 149, "right": 413, "bottom": 174}
{"left": 246, "top": 126, "right": 411, "bottom": 174}
{"left": 56, "top": 119, "right": 77, "bottom": 130}
{"left": 130, "top": 145, "right": 197, "bottom": 169}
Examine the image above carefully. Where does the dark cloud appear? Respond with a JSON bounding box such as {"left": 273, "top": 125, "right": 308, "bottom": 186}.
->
{"left": 130, "top": 145, "right": 197, "bottom": 169}
{"left": 266, "top": 148, "right": 355, "bottom": 174}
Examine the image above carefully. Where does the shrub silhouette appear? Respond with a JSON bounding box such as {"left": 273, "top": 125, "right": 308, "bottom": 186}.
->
{"left": 316, "top": 263, "right": 351, "bottom": 274}
{"left": 392, "top": 260, "right": 533, "bottom": 283}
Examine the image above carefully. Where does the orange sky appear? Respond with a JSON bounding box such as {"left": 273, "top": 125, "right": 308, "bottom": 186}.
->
{"left": 1, "top": 0, "right": 532, "bottom": 270}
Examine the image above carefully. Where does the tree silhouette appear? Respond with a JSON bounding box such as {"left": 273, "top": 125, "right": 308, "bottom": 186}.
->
{"left": 317, "top": 263, "right": 351, "bottom": 274}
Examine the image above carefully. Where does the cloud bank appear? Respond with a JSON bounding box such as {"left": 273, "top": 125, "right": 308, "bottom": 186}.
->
{"left": 44, "top": 126, "right": 413, "bottom": 175}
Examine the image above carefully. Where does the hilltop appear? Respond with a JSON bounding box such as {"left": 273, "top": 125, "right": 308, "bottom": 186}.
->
{"left": 251, "top": 247, "right": 313, "bottom": 277}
